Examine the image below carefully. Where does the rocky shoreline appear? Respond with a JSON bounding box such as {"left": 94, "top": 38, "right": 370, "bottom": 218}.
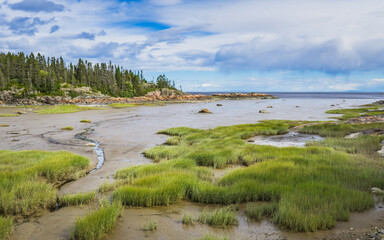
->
{"left": 0, "top": 90, "right": 277, "bottom": 106}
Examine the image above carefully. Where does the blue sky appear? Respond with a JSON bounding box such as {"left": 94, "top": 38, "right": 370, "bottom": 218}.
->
{"left": 0, "top": 0, "right": 384, "bottom": 92}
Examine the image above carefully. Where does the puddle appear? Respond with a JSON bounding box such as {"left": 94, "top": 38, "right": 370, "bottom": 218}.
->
{"left": 248, "top": 131, "right": 324, "bottom": 147}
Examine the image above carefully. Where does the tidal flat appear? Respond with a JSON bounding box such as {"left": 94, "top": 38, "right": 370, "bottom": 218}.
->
{"left": 1, "top": 97, "right": 384, "bottom": 240}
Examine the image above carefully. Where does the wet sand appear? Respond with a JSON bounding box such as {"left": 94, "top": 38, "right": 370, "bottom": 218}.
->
{"left": 1, "top": 98, "right": 384, "bottom": 239}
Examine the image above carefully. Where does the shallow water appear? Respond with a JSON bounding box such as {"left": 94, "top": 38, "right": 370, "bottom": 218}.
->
{"left": 249, "top": 132, "right": 324, "bottom": 148}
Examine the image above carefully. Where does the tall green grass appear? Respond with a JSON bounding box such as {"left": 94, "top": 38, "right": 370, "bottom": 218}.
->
{"left": 111, "top": 120, "right": 384, "bottom": 232}
{"left": 246, "top": 202, "right": 278, "bottom": 221}
{"left": 0, "top": 150, "right": 89, "bottom": 215}
{"left": 325, "top": 107, "right": 380, "bottom": 120}
{"left": 0, "top": 217, "right": 12, "bottom": 240}
{"left": 58, "top": 191, "right": 96, "bottom": 207}
{"left": 199, "top": 234, "right": 229, "bottom": 240}
{"left": 0, "top": 114, "right": 18, "bottom": 117}
{"left": 299, "top": 122, "right": 384, "bottom": 137}
{"left": 198, "top": 207, "right": 238, "bottom": 228}
{"left": 71, "top": 200, "right": 123, "bottom": 240}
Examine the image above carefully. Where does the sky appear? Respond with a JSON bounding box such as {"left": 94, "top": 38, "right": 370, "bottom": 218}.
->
{"left": 0, "top": 0, "right": 384, "bottom": 92}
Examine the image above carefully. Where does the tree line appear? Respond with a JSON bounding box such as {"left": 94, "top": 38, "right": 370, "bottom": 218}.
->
{"left": 0, "top": 52, "right": 176, "bottom": 97}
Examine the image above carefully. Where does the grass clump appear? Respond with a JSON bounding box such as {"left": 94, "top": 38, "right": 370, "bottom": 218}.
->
{"left": 35, "top": 105, "right": 105, "bottom": 114}
{"left": 246, "top": 202, "right": 278, "bottom": 221}
{"left": 61, "top": 126, "right": 74, "bottom": 131}
{"left": 182, "top": 213, "right": 196, "bottom": 225}
{"left": 198, "top": 207, "right": 238, "bottom": 228}
{"left": 0, "top": 114, "right": 18, "bottom": 117}
{"left": 80, "top": 119, "right": 91, "bottom": 123}
{"left": 71, "top": 200, "right": 123, "bottom": 240}
{"left": 0, "top": 150, "right": 89, "bottom": 216}
{"left": 0, "top": 124, "right": 9, "bottom": 127}
{"left": 199, "top": 233, "right": 229, "bottom": 240}
{"left": 0, "top": 217, "right": 12, "bottom": 240}
{"left": 141, "top": 219, "right": 158, "bottom": 231}
{"left": 109, "top": 103, "right": 138, "bottom": 108}
{"left": 325, "top": 107, "right": 383, "bottom": 120}
{"left": 300, "top": 122, "right": 384, "bottom": 137}
{"left": 58, "top": 191, "right": 96, "bottom": 207}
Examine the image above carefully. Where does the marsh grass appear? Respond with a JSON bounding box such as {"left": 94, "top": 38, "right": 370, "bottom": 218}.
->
{"left": 71, "top": 200, "right": 123, "bottom": 240}
{"left": 198, "top": 207, "right": 238, "bottom": 228}
{"left": 58, "top": 191, "right": 96, "bottom": 207}
{"left": 141, "top": 219, "right": 158, "bottom": 231}
{"left": 325, "top": 107, "right": 384, "bottom": 120}
{"left": 0, "top": 114, "right": 18, "bottom": 117}
{"left": 199, "top": 233, "right": 230, "bottom": 240}
{"left": 0, "top": 150, "right": 89, "bottom": 216}
{"left": 109, "top": 103, "right": 138, "bottom": 108}
{"left": 182, "top": 213, "right": 196, "bottom": 225}
{"left": 299, "top": 122, "right": 384, "bottom": 137}
{"left": 246, "top": 202, "right": 278, "bottom": 221}
{"left": 112, "top": 120, "right": 384, "bottom": 232}
{"left": 0, "top": 217, "right": 12, "bottom": 240}
{"left": 61, "top": 126, "right": 74, "bottom": 130}
{"left": 80, "top": 120, "right": 91, "bottom": 123}
{"left": 35, "top": 105, "right": 105, "bottom": 114}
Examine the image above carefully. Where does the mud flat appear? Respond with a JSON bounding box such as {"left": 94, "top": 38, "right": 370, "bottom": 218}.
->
{"left": 1, "top": 97, "right": 383, "bottom": 240}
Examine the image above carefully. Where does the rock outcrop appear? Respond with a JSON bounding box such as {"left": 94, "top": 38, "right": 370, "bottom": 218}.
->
{"left": 345, "top": 115, "right": 384, "bottom": 124}
{"left": 198, "top": 109, "right": 212, "bottom": 114}
{"left": 212, "top": 92, "right": 277, "bottom": 99}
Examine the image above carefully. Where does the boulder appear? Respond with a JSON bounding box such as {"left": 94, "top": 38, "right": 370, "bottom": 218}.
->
{"left": 216, "top": 104, "right": 223, "bottom": 106}
{"left": 372, "top": 187, "right": 384, "bottom": 194}
{"left": 267, "top": 106, "right": 273, "bottom": 108}
{"left": 199, "top": 109, "right": 212, "bottom": 114}
{"left": 85, "top": 142, "right": 96, "bottom": 147}
{"left": 259, "top": 110, "right": 269, "bottom": 113}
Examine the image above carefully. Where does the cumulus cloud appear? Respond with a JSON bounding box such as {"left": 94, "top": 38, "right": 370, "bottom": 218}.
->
{"left": 9, "top": 0, "right": 64, "bottom": 13}
{"left": 8, "top": 17, "right": 51, "bottom": 35}
{"left": 73, "top": 32, "right": 96, "bottom": 40}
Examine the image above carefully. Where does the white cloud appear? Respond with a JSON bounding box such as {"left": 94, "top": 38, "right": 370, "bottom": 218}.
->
{"left": 371, "top": 78, "right": 384, "bottom": 83}
{"left": 328, "top": 83, "right": 362, "bottom": 91}
{"left": 201, "top": 83, "right": 212, "bottom": 87}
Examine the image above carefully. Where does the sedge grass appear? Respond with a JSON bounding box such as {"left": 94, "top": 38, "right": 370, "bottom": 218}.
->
{"left": 0, "top": 150, "right": 89, "bottom": 216}
{"left": 246, "top": 202, "right": 278, "bottom": 221}
{"left": 0, "top": 114, "right": 18, "bottom": 117}
{"left": 0, "top": 217, "right": 12, "bottom": 240}
{"left": 198, "top": 207, "right": 238, "bottom": 228}
{"left": 112, "top": 120, "right": 384, "bottom": 232}
{"left": 108, "top": 103, "right": 139, "bottom": 108}
{"left": 182, "top": 213, "right": 196, "bottom": 225}
{"left": 141, "top": 219, "right": 158, "bottom": 231}
{"left": 58, "top": 191, "right": 96, "bottom": 207}
{"left": 71, "top": 200, "right": 122, "bottom": 240}
{"left": 325, "top": 107, "right": 379, "bottom": 120}
{"left": 199, "top": 233, "right": 230, "bottom": 240}
{"left": 35, "top": 105, "right": 105, "bottom": 114}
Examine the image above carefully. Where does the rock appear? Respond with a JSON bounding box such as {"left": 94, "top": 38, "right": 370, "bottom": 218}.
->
{"left": 247, "top": 140, "right": 255, "bottom": 142}
{"left": 16, "top": 111, "right": 26, "bottom": 114}
{"left": 345, "top": 115, "right": 384, "bottom": 124}
{"left": 345, "top": 132, "right": 362, "bottom": 139}
{"left": 296, "top": 106, "right": 300, "bottom": 108}
{"left": 331, "top": 104, "right": 335, "bottom": 106}
{"left": 198, "top": 109, "right": 212, "bottom": 114}
{"left": 350, "top": 228, "right": 354, "bottom": 231}
{"left": 373, "top": 100, "right": 384, "bottom": 105}
{"left": 85, "top": 142, "right": 96, "bottom": 147}
{"left": 371, "top": 187, "right": 384, "bottom": 194}
{"left": 216, "top": 104, "right": 223, "bottom": 106}
{"left": 259, "top": 110, "right": 269, "bottom": 113}
{"left": 267, "top": 106, "right": 273, "bottom": 108}
{"left": 212, "top": 92, "right": 277, "bottom": 99}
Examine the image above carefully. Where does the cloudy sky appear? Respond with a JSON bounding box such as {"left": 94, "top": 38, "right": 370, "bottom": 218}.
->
{"left": 1, "top": 0, "right": 384, "bottom": 92}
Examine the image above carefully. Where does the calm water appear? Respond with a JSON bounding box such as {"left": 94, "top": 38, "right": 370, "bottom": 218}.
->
{"left": 189, "top": 92, "right": 384, "bottom": 99}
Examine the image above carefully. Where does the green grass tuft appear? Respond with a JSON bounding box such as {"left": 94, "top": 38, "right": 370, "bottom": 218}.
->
{"left": 246, "top": 202, "right": 278, "bottom": 221}
{"left": 0, "top": 217, "right": 13, "bottom": 240}
{"left": 141, "top": 219, "right": 158, "bottom": 231}
{"left": 35, "top": 105, "right": 105, "bottom": 114}
{"left": 80, "top": 120, "right": 91, "bottom": 123}
{"left": 71, "top": 200, "right": 123, "bottom": 240}
{"left": 182, "top": 213, "right": 196, "bottom": 225}
{"left": 0, "top": 114, "right": 18, "bottom": 117}
{"left": 61, "top": 126, "right": 74, "bottom": 130}
{"left": 0, "top": 150, "right": 89, "bottom": 216}
{"left": 108, "top": 103, "right": 139, "bottom": 108}
{"left": 198, "top": 233, "right": 230, "bottom": 240}
{"left": 58, "top": 191, "right": 96, "bottom": 207}
{"left": 198, "top": 207, "right": 238, "bottom": 228}
{"left": 325, "top": 107, "right": 383, "bottom": 120}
